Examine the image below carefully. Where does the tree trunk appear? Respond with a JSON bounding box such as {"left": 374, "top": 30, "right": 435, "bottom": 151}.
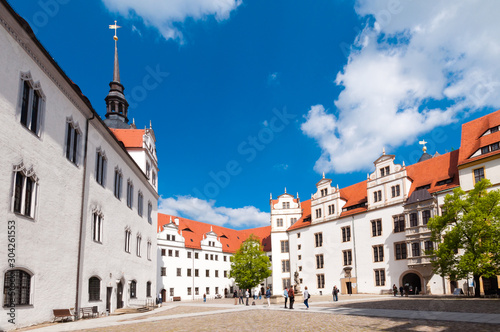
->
{"left": 474, "top": 275, "right": 481, "bottom": 298}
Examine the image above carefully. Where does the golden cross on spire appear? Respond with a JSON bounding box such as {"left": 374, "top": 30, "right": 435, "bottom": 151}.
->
{"left": 109, "top": 20, "right": 121, "bottom": 41}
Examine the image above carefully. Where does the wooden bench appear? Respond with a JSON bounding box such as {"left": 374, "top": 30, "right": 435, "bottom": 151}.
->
{"left": 172, "top": 296, "right": 181, "bottom": 301}
{"left": 80, "top": 306, "right": 99, "bottom": 318}
{"left": 53, "top": 309, "right": 74, "bottom": 322}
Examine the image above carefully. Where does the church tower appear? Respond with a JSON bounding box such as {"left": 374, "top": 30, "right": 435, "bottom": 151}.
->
{"left": 104, "top": 21, "right": 132, "bottom": 129}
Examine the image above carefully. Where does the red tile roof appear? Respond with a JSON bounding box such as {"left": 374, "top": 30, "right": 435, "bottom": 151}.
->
{"left": 158, "top": 213, "right": 271, "bottom": 253}
{"left": 339, "top": 180, "right": 368, "bottom": 210}
{"left": 287, "top": 200, "right": 311, "bottom": 231}
{"left": 110, "top": 129, "right": 145, "bottom": 148}
{"left": 406, "top": 150, "right": 460, "bottom": 194}
{"left": 458, "top": 110, "right": 500, "bottom": 166}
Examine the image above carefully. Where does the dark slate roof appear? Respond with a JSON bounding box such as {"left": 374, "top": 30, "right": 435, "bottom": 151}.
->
{"left": 404, "top": 189, "right": 434, "bottom": 205}
{"left": 418, "top": 152, "right": 433, "bottom": 162}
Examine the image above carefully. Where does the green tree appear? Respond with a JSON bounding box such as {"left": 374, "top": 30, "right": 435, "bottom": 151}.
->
{"left": 229, "top": 234, "right": 272, "bottom": 290}
{"left": 428, "top": 179, "right": 500, "bottom": 297}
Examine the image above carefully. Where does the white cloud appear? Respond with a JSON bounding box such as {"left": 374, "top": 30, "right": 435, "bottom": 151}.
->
{"left": 267, "top": 72, "right": 279, "bottom": 85}
{"left": 158, "top": 196, "right": 269, "bottom": 228}
{"left": 302, "top": 0, "right": 500, "bottom": 173}
{"left": 102, "top": 0, "right": 242, "bottom": 42}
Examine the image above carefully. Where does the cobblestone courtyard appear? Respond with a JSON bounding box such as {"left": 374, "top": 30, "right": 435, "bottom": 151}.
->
{"left": 17, "top": 295, "right": 500, "bottom": 332}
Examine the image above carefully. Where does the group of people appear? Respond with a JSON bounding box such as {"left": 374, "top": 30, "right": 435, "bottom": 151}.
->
{"left": 393, "top": 284, "right": 415, "bottom": 297}
{"left": 233, "top": 287, "right": 272, "bottom": 306}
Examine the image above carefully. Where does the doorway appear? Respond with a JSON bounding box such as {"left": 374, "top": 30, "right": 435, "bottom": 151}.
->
{"left": 345, "top": 282, "right": 352, "bottom": 294}
{"left": 402, "top": 273, "right": 422, "bottom": 295}
{"left": 161, "top": 289, "right": 166, "bottom": 303}
{"left": 117, "top": 281, "right": 123, "bottom": 309}
{"left": 106, "top": 287, "right": 112, "bottom": 313}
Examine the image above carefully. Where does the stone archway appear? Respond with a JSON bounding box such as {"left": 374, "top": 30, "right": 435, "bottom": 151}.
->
{"left": 402, "top": 272, "right": 422, "bottom": 295}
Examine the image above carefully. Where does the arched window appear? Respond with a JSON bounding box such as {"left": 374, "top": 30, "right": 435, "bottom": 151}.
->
{"left": 89, "top": 277, "right": 100, "bottom": 301}
{"left": 12, "top": 164, "right": 38, "bottom": 219}
{"left": 3, "top": 270, "right": 31, "bottom": 305}
{"left": 130, "top": 280, "right": 137, "bottom": 298}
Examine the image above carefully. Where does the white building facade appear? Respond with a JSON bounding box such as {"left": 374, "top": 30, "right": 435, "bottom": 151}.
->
{"left": 0, "top": 2, "right": 158, "bottom": 330}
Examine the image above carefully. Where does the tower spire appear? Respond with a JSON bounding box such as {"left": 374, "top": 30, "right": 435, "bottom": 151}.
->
{"left": 104, "top": 21, "right": 131, "bottom": 129}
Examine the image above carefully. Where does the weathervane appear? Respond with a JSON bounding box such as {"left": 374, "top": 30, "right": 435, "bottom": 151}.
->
{"left": 419, "top": 139, "right": 428, "bottom": 153}
{"left": 109, "top": 20, "right": 121, "bottom": 41}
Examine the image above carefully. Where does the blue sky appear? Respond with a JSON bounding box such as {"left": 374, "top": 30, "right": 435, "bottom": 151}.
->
{"left": 9, "top": 0, "right": 500, "bottom": 229}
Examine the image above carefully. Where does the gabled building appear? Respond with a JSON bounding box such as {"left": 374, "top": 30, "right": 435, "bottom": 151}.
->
{"left": 0, "top": 1, "right": 158, "bottom": 330}
{"left": 157, "top": 213, "right": 271, "bottom": 301}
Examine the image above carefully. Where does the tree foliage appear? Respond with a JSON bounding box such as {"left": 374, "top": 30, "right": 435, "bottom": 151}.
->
{"left": 229, "top": 234, "right": 271, "bottom": 290}
{"left": 427, "top": 179, "right": 500, "bottom": 296}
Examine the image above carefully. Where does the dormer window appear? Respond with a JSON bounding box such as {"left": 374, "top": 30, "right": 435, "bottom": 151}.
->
{"left": 320, "top": 188, "right": 328, "bottom": 197}
{"left": 380, "top": 166, "right": 390, "bottom": 177}
{"left": 282, "top": 202, "right": 290, "bottom": 209}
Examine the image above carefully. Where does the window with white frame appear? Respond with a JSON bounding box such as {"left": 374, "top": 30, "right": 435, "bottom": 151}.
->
{"left": 380, "top": 166, "right": 390, "bottom": 177}
{"left": 138, "top": 192, "right": 143, "bottom": 217}
{"left": 127, "top": 180, "right": 134, "bottom": 208}
{"left": 277, "top": 218, "right": 283, "bottom": 227}
{"left": 148, "top": 202, "right": 153, "bottom": 224}
{"left": 177, "top": 268, "right": 181, "bottom": 277}
{"left": 280, "top": 240, "right": 289, "bottom": 253}
{"left": 19, "top": 74, "right": 44, "bottom": 136}
{"left": 114, "top": 168, "right": 122, "bottom": 199}
{"left": 315, "top": 232, "right": 323, "bottom": 247}
{"left": 92, "top": 211, "right": 103, "bottom": 243}
{"left": 391, "top": 185, "right": 400, "bottom": 197}
{"left": 95, "top": 150, "right": 106, "bottom": 186}
{"left": 328, "top": 204, "right": 335, "bottom": 215}
{"left": 65, "top": 120, "right": 81, "bottom": 165}
{"left": 282, "top": 201, "right": 290, "bottom": 209}
{"left": 136, "top": 235, "right": 141, "bottom": 257}
{"left": 12, "top": 166, "right": 38, "bottom": 219}
{"left": 124, "top": 229, "right": 131, "bottom": 253}
{"left": 161, "top": 267, "right": 166, "bottom": 276}
{"left": 373, "top": 190, "right": 382, "bottom": 202}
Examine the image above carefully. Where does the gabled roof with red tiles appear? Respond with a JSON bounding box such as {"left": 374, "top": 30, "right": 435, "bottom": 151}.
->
{"left": 287, "top": 199, "right": 311, "bottom": 231}
{"left": 458, "top": 110, "right": 500, "bottom": 166}
{"left": 158, "top": 213, "right": 271, "bottom": 253}
{"left": 339, "top": 180, "right": 368, "bottom": 210}
{"left": 406, "top": 149, "right": 460, "bottom": 194}
{"left": 110, "top": 129, "right": 145, "bottom": 148}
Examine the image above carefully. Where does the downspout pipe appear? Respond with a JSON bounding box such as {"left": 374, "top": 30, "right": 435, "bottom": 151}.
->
{"left": 352, "top": 215, "right": 358, "bottom": 294}
{"left": 75, "top": 112, "right": 95, "bottom": 319}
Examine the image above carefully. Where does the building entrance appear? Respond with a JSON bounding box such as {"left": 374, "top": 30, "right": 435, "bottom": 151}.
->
{"left": 402, "top": 273, "right": 422, "bottom": 294}
{"left": 117, "top": 281, "right": 123, "bottom": 309}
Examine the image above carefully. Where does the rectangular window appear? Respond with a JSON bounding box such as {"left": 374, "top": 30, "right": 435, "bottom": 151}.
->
{"left": 161, "top": 267, "right": 166, "bottom": 276}
{"left": 95, "top": 151, "right": 106, "bottom": 186}
{"left": 371, "top": 219, "right": 382, "bottom": 236}
{"left": 136, "top": 236, "right": 141, "bottom": 257}
{"left": 298, "top": 244, "right": 301, "bottom": 250}
{"left": 276, "top": 218, "right": 283, "bottom": 227}
{"left": 137, "top": 192, "right": 143, "bottom": 217}
{"left": 394, "top": 242, "right": 407, "bottom": 260}
{"left": 215, "top": 287, "right": 219, "bottom": 295}
{"left": 170, "top": 288, "right": 174, "bottom": 296}
{"left": 315, "top": 208, "right": 322, "bottom": 218}
{"left": 373, "top": 190, "right": 382, "bottom": 202}
{"left": 223, "top": 255, "right": 226, "bottom": 261}
{"left": 195, "top": 269, "right": 199, "bottom": 277}
{"left": 474, "top": 167, "right": 485, "bottom": 184}
{"left": 412, "top": 242, "right": 421, "bottom": 257}
{"left": 410, "top": 213, "right": 418, "bottom": 227}
{"left": 206, "top": 270, "right": 210, "bottom": 277}
{"left": 282, "top": 278, "right": 291, "bottom": 290}
{"left": 187, "top": 287, "right": 192, "bottom": 296}
{"left": 124, "top": 230, "right": 131, "bottom": 253}
{"left": 342, "top": 226, "right": 351, "bottom": 242}
{"left": 66, "top": 122, "right": 80, "bottom": 165}
{"left": 374, "top": 269, "right": 385, "bottom": 286}
{"left": 316, "top": 274, "right": 325, "bottom": 289}
{"left": 148, "top": 202, "right": 153, "bottom": 224}
{"left": 282, "top": 202, "right": 290, "bottom": 209}
{"left": 195, "top": 253, "right": 199, "bottom": 259}
{"left": 188, "top": 252, "right": 192, "bottom": 259}
{"left": 175, "top": 250, "right": 179, "bottom": 257}
{"left": 422, "top": 210, "right": 431, "bottom": 225}
{"left": 391, "top": 185, "right": 400, "bottom": 197}
{"left": 187, "top": 269, "right": 192, "bottom": 277}
{"left": 424, "top": 240, "right": 434, "bottom": 253}
{"left": 281, "top": 240, "right": 289, "bottom": 253}
{"left": 328, "top": 204, "right": 335, "bottom": 215}
{"left": 298, "top": 255, "right": 301, "bottom": 260}
{"left": 20, "top": 80, "right": 42, "bottom": 135}
{"left": 291, "top": 218, "right": 297, "bottom": 224}
{"left": 215, "top": 270, "right": 219, "bottom": 278}
{"left": 126, "top": 181, "right": 134, "bottom": 208}
{"left": 316, "top": 254, "right": 324, "bottom": 269}
{"left": 373, "top": 245, "right": 384, "bottom": 262}
{"left": 147, "top": 241, "right": 151, "bottom": 260}
{"left": 13, "top": 171, "right": 38, "bottom": 218}
{"left": 168, "top": 250, "right": 173, "bottom": 257}
{"left": 161, "top": 249, "right": 166, "bottom": 256}
{"left": 315, "top": 232, "right": 323, "bottom": 247}
{"left": 224, "top": 271, "right": 227, "bottom": 278}
{"left": 195, "top": 287, "right": 199, "bottom": 295}
{"left": 206, "top": 287, "right": 210, "bottom": 295}
{"left": 343, "top": 250, "right": 352, "bottom": 265}
{"left": 177, "top": 268, "right": 181, "bottom": 277}
{"left": 114, "top": 170, "right": 122, "bottom": 199}
{"left": 281, "top": 260, "right": 290, "bottom": 273}
{"left": 205, "top": 253, "right": 209, "bottom": 260}
{"left": 380, "top": 166, "right": 390, "bottom": 177}
{"left": 92, "top": 212, "right": 103, "bottom": 243}
{"left": 393, "top": 215, "right": 405, "bottom": 233}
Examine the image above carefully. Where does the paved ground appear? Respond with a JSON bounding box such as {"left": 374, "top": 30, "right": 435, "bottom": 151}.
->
{"left": 14, "top": 295, "right": 500, "bottom": 332}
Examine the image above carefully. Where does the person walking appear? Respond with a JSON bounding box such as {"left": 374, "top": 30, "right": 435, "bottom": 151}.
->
{"left": 399, "top": 286, "right": 404, "bottom": 297}
{"left": 245, "top": 289, "right": 250, "bottom": 306}
{"left": 283, "top": 287, "right": 288, "bottom": 308}
{"left": 238, "top": 289, "right": 244, "bottom": 304}
{"left": 393, "top": 284, "right": 398, "bottom": 297}
{"left": 303, "top": 286, "right": 310, "bottom": 309}
{"left": 265, "top": 286, "right": 271, "bottom": 307}
{"left": 234, "top": 290, "right": 238, "bottom": 305}
{"left": 332, "top": 285, "right": 339, "bottom": 301}
{"left": 288, "top": 286, "right": 295, "bottom": 309}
